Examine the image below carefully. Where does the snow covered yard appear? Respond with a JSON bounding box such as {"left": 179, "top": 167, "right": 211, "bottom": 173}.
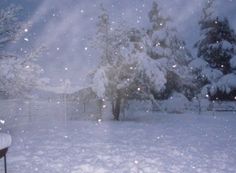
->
{"left": 1, "top": 111, "right": 236, "bottom": 173}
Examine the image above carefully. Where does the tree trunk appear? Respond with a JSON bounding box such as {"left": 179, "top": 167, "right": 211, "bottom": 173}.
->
{"left": 113, "top": 96, "right": 121, "bottom": 121}
{"left": 197, "top": 96, "right": 201, "bottom": 115}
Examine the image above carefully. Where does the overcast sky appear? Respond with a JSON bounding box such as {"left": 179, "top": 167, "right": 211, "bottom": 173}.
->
{"left": 1, "top": 0, "right": 236, "bottom": 88}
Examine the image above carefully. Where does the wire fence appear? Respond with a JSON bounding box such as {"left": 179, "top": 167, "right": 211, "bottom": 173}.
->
{"left": 0, "top": 98, "right": 235, "bottom": 130}
{"left": 0, "top": 99, "right": 101, "bottom": 130}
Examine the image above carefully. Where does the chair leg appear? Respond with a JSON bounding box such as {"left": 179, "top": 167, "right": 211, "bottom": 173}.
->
{"left": 4, "top": 155, "right": 7, "bottom": 173}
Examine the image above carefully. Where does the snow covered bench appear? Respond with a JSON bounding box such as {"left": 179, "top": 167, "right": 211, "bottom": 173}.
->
{"left": 0, "top": 133, "right": 12, "bottom": 173}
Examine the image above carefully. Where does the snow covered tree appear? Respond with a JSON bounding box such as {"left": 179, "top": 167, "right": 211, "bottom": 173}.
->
{"left": 0, "top": 5, "right": 44, "bottom": 98}
{"left": 193, "top": 0, "right": 236, "bottom": 100}
{"left": 146, "top": 1, "right": 171, "bottom": 60}
{"left": 91, "top": 6, "right": 166, "bottom": 120}
{"left": 0, "top": 4, "right": 22, "bottom": 48}
{"left": 94, "top": 4, "right": 123, "bottom": 66}
{"left": 195, "top": 0, "right": 236, "bottom": 74}
{"left": 0, "top": 48, "right": 44, "bottom": 98}
{"left": 145, "top": 1, "right": 193, "bottom": 100}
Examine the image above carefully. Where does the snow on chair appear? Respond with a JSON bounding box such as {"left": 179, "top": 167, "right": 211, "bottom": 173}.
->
{"left": 0, "top": 133, "right": 12, "bottom": 173}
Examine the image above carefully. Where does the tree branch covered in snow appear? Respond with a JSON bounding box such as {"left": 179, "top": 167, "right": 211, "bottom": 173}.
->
{"left": 0, "top": 4, "right": 23, "bottom": 48}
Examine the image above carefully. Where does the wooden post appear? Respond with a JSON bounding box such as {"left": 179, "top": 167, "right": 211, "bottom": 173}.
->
{"left": 4, "top": 155, "right": 7, "bottom": 173}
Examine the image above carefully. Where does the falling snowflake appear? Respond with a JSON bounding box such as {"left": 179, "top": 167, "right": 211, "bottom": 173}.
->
{"left": 172, "top": 64, "right": 177, "bottom": 68}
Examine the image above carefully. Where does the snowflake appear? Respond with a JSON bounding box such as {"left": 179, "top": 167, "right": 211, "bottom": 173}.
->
{"left": 0, "top": 120, "right": 5, "bottom": 124}
{"left": 156, "top": 42, "right": 161, "bottom": 47}
{"left": 172, "top": 64, "right": 177, "bottom": 68}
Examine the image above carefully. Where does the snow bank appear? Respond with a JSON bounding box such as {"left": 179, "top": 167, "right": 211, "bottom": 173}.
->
{"left": 160, "top": 92, "right": 190, "bottom": 113}
{"left": 3, "top": 111, "right": 236, "bottom": 173}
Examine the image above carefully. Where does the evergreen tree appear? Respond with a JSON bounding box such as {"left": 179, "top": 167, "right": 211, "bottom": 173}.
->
{"left": 195, "top": 0, "right": 236, "bottom": 74}
{"left": 96, "top": 4, "right": 110, "bottom": 65}
{"left": 146, "top": 1, "right": 193, "bottom": 100}
{"left": 193, "top": 0, "right": 236, "bottom": 100}
{"left": 146, "top": 1, "right": 171, "bottom": 60}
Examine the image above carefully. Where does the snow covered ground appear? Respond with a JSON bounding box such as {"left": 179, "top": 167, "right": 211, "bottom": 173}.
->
{"left": 0, "top": 109, "right": 236, "bottom": 173}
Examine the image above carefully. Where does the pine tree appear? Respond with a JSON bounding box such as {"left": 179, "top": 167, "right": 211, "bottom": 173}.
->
{"left": 146, "top": 1, "right": 193, "bottom": 100}
{"left": 146, "top": 1, "right": 171, "bottom": 60}
{"left": 96, "top": 4, "right": 110, "bottom": 65}
{"left": 193, "top": 0, "right": 236, "bottom": 100}
{"left": 195, "top": 0, "right": 236, "bottom": 74}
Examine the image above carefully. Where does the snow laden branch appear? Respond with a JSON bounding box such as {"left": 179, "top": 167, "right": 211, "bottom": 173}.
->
{"left": 0, "top": 47, "right": 45, "bottom": 98}
{"left": 0, "top": 4, "right": 23, "bottom": 48}
{"left": 0, "top": 5, "right": 45, "bottom": 98}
